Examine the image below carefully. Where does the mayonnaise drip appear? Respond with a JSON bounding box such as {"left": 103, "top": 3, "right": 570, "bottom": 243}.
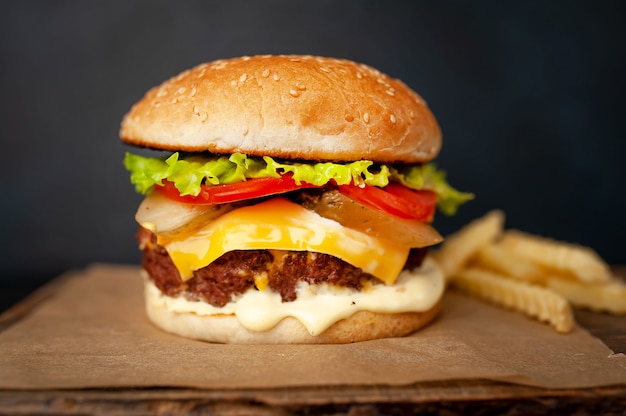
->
{"left": 146, "top": 257, "right": 444, "bottom": 336}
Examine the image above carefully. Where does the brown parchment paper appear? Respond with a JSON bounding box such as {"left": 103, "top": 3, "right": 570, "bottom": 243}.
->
{"left": 1, "top": 263, "right": 625, "bottom": 390}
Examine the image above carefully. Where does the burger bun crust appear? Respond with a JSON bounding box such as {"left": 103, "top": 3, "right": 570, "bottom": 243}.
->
{"left": 143, "top": 275, "right": 441, "bottom": 344}
{"left": 120, "top": 55, "right": 441, "bottom": 163}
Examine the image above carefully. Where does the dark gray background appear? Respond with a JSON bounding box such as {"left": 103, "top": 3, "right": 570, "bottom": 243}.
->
{"left": 1, "top": 1, "right": 624, "bottom": 291}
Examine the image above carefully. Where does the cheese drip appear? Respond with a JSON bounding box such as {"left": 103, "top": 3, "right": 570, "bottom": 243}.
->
{"left": 146, "top": 257, "right": 444, "bottom": 335}
{"left": 157, "top": 198, "right": 410, "bottom": 285}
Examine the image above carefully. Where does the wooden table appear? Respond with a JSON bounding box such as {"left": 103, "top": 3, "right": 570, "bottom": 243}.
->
{"left": 0, "top": 271, "right": 624, "bottom": 415}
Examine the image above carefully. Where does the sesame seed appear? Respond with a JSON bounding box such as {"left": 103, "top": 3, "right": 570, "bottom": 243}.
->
{"left": 230, "top": 80, "right": 237, "bottom": 86}
{"left": 363, "top": 113, "right": 370, "bottom": 123}
{"left": 176, "top": 86, "right": 186, "bottom": 95}
{"left": 173, "top": 72, "right": 187, "bottom": 82}
{"left": 239, "top": 74, "right": 248, "bottom": 83}
{"left": 261, "top": 69, "right": 270, "bottom": 78}
{"left": 289, "top": 89, "right": 300, "bottom": 97}
{"left": 190, "top": 86, "right": 197, "bottom": 97}
{"left": 386, "top": 89, "right": 395, "bottom": 96}
{"left": 273, "top": 73, "right": 281, "bottom": 81}
{"left": 319, "top": 66, "right": 331, "bottom": 73}
{"left": 345, "top": 114, "right": 354, "bottom": 122}
{"left": 156, "top": 88, "right": 167, "bottom": 97}
{"left": 295, "top": 82, "right": 306, "bottom": 90}
{"left": 193, "top": 105, "right": 200, "bottom": 115}
{"left": 356, "top": 72, "right": 363, "bottom": 79}
{"left": 242, "top": 125, "right": 249, "bottom": 135}
{"left": 199, "top": 112, "right": 208, "bottom": 122}
{"left": 390, "top": 114, "right": 397, "bottom": 124}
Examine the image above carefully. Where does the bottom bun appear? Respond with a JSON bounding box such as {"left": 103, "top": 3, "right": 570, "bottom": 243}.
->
{"left": 146, "top": 290, "right": 440, "bottom": 344}
{"left": 144, "top": 261, "right": 443, "bottom": 344}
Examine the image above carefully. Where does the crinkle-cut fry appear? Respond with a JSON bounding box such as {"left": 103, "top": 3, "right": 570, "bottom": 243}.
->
{"left": 499, "top": 230, "right": 612, "bottom": 284}
{"left": 474, "top": 243, "right": 544, "bottom": 283}
{"left": 432, "top": 210, "right": 504, "bottom": 280}
{"left": 547, "top": 277, "right": 626, "bottom": 315}
{"left": 451, "top": 268, "right": 574, "bottom": 333}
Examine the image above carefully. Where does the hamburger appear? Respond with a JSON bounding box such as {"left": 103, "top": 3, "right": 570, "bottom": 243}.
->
{"left": 120, "top": 55, "right": 472, "bottom": 344}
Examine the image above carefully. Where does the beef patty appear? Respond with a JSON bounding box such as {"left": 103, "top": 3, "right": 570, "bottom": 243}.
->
{"left": 138, "top": 227, "right": 427, "bottom": 307}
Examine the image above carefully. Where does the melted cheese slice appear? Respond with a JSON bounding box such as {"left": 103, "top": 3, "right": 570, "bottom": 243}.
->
{"left": 146, "top": 257, "right": 444, "bottom": 335}
{"left": 157, "top": 198, "right": 410, "bottom": 285}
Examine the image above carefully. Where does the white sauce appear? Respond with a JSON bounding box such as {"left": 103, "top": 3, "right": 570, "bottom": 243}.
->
{"left": 146, "top": 257, "right": 444, "bottom": 336}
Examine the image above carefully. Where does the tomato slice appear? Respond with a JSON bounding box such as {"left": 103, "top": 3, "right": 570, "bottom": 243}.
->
{"left": 155, "top": 174, "right": 319, "bottom": 205}
{"left": 155, "top": 173, "right": 437, "bottom": 222}
{"left": 337, "top": 182, "right": 437, "bottom": 222}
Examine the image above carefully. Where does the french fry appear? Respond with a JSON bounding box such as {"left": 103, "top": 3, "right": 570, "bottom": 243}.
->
{"left": 473, "top": 243, "right": 544, "bottom": 283}
{"left": 437, "top": 209, "right": 621, "bottom": 332}
{"left": 499, "top": 230, "right": 612, "bottom": 284}
{"left": 432, "top": 210, "right": 504, "bottom": 280}
{"left": 451, "top": 268, "right": 574, "bottom": 333}
{"left": 547, "top": 277, "right": 626, "bottom": 315}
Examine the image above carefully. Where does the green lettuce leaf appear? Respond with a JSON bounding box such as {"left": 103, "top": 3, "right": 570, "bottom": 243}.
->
{"left": 124, "top": 152, "right": 473, "bottom": 215}
{"left": 390, "top": 164, "right": 474, "bottom": 216}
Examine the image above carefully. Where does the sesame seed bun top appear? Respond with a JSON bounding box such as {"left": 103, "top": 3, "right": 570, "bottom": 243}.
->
{"left": 120, "top": 55, "right": 442, "bottom": 163}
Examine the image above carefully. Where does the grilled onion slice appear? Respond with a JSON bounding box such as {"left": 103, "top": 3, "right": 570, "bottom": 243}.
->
{"left": 135, "top": 191, "right": 238, "bottom": 237}
{"left": 308, "top": 190, "right": 443, "bottom": 248}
